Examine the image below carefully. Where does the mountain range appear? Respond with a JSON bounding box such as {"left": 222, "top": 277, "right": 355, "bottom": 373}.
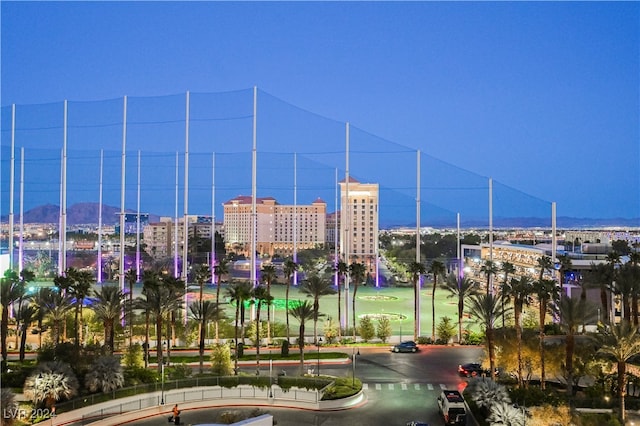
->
{"left": 2, "top": 203, "right": 639, "bottom": 229}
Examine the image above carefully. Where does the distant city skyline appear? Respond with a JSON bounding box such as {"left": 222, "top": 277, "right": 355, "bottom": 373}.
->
{"left": 1, "top": 1, "right": 638, "bottom": 223}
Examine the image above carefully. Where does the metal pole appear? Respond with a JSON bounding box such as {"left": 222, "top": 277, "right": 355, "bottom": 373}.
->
{"left": 18, "top": 148, "right": 24, "bottom": 273}
{"left": 9, "top": 105, "right": 15, "bottom": 272}
{"left": 119, "top": 96, "right": 127, "bottom": 294}
{"left": 160, "top": 362, "right": 165, "bottom": 405}
{"left": 317, "top": 338, "right": 322, "bottom": 376}
{"left": 97, "top": 150, "right": 103, "bottom": 283}
{"left": 416, "top": 150, "right": 421, "bottom": 337}
{"left": 183, "top": 91, "right": 190, "bottom": 325}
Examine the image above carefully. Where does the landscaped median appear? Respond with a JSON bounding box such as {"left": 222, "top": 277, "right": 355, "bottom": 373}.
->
{"left": 49, "top": 375, "right": 365, "bottom": 426}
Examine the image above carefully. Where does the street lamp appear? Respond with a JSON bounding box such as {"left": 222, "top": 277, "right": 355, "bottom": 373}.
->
{"left": 160, "top": 361, "right": 166, "bottom": 405}
{"left": 316, "top": 337, "right": 323, "bottom": 377}
{"left": 352, "top": 348, "right": 357, "bottom": 386}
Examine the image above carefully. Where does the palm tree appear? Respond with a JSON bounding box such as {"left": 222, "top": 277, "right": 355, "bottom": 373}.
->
{"left": 251, "top": 285, "right": 273, "bottom": 373}
{"left": 440, "top": 273, "right": 478, "bottom": 343}
{"left": 84, "top": 355, "right": 125, "bottom": 393}
{"left": 23, "top": 361, "right": 79, "bottom": 409}
{"left": 41, "top": 289, "right": 74, "bottom": 345}
{"left": 136, "top": 269, "right": 161, "bottom": 368}
{"left": 557, "top": 254, "right": 573, "bottom": 288}
{"left": 557, "top": 294, "right": 598, "bottom": 396}
{"left": 92, "top": 285, "right": 124, "bottom": 354}
{"left": 504, "top": 276, "right": 533, "bottom": 387}
{"left": 428, "top": 260, "right": 446, "bottom": 341}
{"left": 124, "top": 267, "right": 138, "bottom": 348}
{"left": 66, "top": 268, "right": 94, "bottom": 347}
{"left": 597, "top": 321, "right": 640, "bottom": 424}
{"left": 500, "top": 261, "right": 516, "bottom": 329}
{"left": 16, "top": 304, "right": 36, "bottom": 362}
{"left": 213, "top": 259, "right": 229, "bottom": 342}
{"left": 31, "top": 288, "right": 50, "bottom": 349}
{"left": 349, "top": 262, "right": 366, "bottom": 340}
{"left": 299, "top": 274, "right": 335, "bottom": 342}
{"left": 537, "top": 255, "right": 555, "bottom": 281}
{"left": 408, "top": 261, "right": 426, "bottom": 341}
{"left": 289, "top": 300, "right": 315, "bottom": 375}
{"left": 283, "top": 259, "right": 299, "bottom": 342}
{"left": 533, "top": 278, "right": 560, "bottom": 389}
{"left": 466, "top": 293, "right": 509, "bottom": 380}
{"left": 480, "top": 260, "right": 499, "bottom": 295}
{"left": 260, "top": 264, "right": 278, "bottom": 344}
{"left": 583, "top": 262, "right": 613, "bottom": 323}
{"left": 143, "top": 283, "right": 183, "bottom": 372}
{"left": 612, "top": 263, "right": 640, "bottom": 323}
{"left": 333, "top": 260, "right": 348, "bottom": 340}
{"left": 189, "top": 300, "right": 224, "bottom": 374}
{"left": 1, "top": 269, "right": 24, "bottom": 361}
{"left": 226, "top": 281, "right": 253, "bottom": 374}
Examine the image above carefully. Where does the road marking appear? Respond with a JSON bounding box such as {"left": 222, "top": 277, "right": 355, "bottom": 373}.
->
{"left": 414, "top": 384, "right": 420, "bottom": 391}
{"left": 440, "top": 384, "right": 447, "bottom": 389}
{"left": 401, "top": 383, "right": 408, "bottom": 390}
{"left": 375, "top": 383, "right": 382, "bottom": 390}
{"left": 427, "top": 384, "right": 434, "bottom": 390}
{"left": 362, "top": 383, "right": 369, "bottom": 390}
{"left": 388, "top": 384, "right": 394, "bottom": 390}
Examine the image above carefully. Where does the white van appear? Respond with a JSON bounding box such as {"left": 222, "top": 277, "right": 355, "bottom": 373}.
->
{"left": 437, "top": 389, "right": 467, "bottom": 425}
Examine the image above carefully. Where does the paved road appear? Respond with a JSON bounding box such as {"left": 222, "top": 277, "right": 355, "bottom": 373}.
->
{"left": 126, "top": 345, "right": 484, "bottom": 426}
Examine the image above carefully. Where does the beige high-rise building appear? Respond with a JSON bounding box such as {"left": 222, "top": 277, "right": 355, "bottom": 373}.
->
{"left": 223, "top": 195, "right": 327, "bottom": 257}
{"left": 339, "top": 177, "right": 379, "bottom": 270}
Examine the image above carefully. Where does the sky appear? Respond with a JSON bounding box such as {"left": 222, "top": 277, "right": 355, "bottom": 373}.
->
{"left": 1, "top": 1, "right": 639, "bottom": 223}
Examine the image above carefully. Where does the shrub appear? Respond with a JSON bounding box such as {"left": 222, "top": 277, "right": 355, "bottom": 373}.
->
{"left": 358, "top": 317, "right": 375, "bottom": 342}
{"left": 123, "top": 367, "right": 157, "bottom": 386}
{"left": 436, "top": 316, "right": 456, "bottom": 344}
{"left": 122, "top": 343, "right": 144, "bottom": 369}
{"left": 280, "top": 340, "right": 290, "bottom": 356}
{"left": 376, "top": 317, "right": 392, "bottom": 343}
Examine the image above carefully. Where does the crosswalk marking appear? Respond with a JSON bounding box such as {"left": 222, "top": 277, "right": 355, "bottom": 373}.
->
{"left": 361, "top": 382, "right": 457, "bottom": 392}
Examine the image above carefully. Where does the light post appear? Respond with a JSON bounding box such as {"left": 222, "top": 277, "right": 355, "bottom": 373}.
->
{"left": 352, "top": 348, "right": 357, "bottom": 386}
{"left": 160, "top": 361, "right": 166, "bottom": 405}
{"left": 316, "top": 337, "right": 322, "bottom": 377}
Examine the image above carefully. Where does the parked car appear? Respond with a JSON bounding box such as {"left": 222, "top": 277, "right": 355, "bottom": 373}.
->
{"left": 390, "top": 341, "right": 419, "bottom": 353}
{"left": 458, "top": 362, "right": 497, "bottom": 377}
{"left": 406, "top": 422, "right": 429, "bottom": 426}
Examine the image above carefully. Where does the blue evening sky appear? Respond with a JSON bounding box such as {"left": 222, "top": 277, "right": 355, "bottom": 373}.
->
{"left": 1, "top": 1, "right": 639, "bottom": 221}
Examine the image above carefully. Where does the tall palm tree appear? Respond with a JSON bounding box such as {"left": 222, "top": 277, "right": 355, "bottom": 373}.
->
{"left": 91, "top": 285, "right": 124, "bottom": 354}
{"left": 289, "top": 300, "right": 315, "bottom": 375}
{"left": 212, "top": 258, "right": 229, "bottom": 342}
{"left": 500, "top": 261, "right": 516, "bottom": 329}
{"left": 480, "top": 260, "right": 499, "bottom": 295}
{"left": 537, "top": 255, "right": 555, "bottom": 281}
{"left": 283, "top": 259, "right": 299, "bottom": 342}
{"left": 143, "top": 283, "right": 182, "bottom": 372}
{"left": 557, "top": 294, "right": 598, "bottom": 396}
{"left": 583, "top": 262, "right": 613, "bottom": 323}
{"left": 124, "top": 267, "right": 138, "bottom": 348}
{"left": 1, "top": 269, "right": 24, "bottom": 361}
{"left": 533, "top": 278, "right": 560, "bottom": 389}
{"left": 260, "top": 264, "right": 278, "bottom": 344}
{"left": 42, "top": 289, "right": 73, "bottom": 345}
{"left": 31, "top": 288, "right": 50, "bottom": 349}
{"left": 16, "top": 304, "right": 36, "bottom": 362}
{"left": 189, "top": 300, "right": 224, "bottom": 374}
{"left": 620, "top": 263, "right": 640, "bottom": 326}
{"left": 251, "top": 285, "right": 273, "bottom": 373}
{"left": 349, "top": 262, "right": 366, "bottom": 340}
{"left": 466, "top": 293, "right": 509, "bottom": 380}
{"left": 11, "top": 269, "right": 34, "bottom": 349}
{"left": 557, "top": 254, "right": 573, "bottom": 288}
{"left": 441, "top": 273, "right": 478, "bottom": 343}
{"left": 408, "top": 261, "right": 426, "bottom": 341}
{"left": 158, "top": 274, "right": 184, "bottom": 363}
{"left": 226, "top": 281, "right": 253, "bottom": 374}
{"left": 597, "top": 321, "right": 640, "bottom": 424}
{"left": 333, "top": 260, "right": 349, "bottom": 340}
{"left": 192, "top": 264, "right": 211, "bottom": 310}
{"left": 299, "top": 274, "right": 335, "bottom": 342}
{"left": 612, "top": 263, "right": 640, "bottom": 323}
{"left": 67, "top": 268, "right": 94, "bottom": 347}
{"left": 53, "top": 272, "right": 74, "bottom": 341}
{"left": 136, "top": 269, "right": 161, "bottom": 368}
{"left": 428, "top": 260, "right": 446, "bottom": 341}
{"left": 504, "top": 276, "right": 533, "bottom": 387}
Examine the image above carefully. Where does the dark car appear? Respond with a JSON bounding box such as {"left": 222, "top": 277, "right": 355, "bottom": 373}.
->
{"left": 391, "top": 341, "right": 419, "bottom": 353}
{"left": 458, "top": 362, "right": 497, "bottom": 377}
{"left": 406, "top": 422, "right": 429, "bottom": 426}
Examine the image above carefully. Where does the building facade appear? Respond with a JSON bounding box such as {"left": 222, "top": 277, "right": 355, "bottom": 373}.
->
{"left": 222, "top": 195, "right": 327, "bottom": 257}
{"left": 339, "top": 177, "right": 379, "bottom": 271}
